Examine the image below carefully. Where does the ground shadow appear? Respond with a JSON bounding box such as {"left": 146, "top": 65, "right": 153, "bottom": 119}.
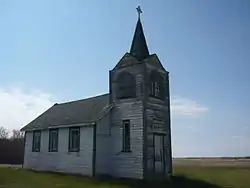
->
{"left": 171, "top": 175, "right": 221, "bottom": 188}
{"left": 25, "top": 169, "right": 222, "bottom": 188}
{"left": 94, "top": 175, "right": 222, "bottom": 188}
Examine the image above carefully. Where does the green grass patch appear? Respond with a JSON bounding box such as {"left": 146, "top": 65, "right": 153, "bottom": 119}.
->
{"left": 174, "top": 166, "right": 250, "bottom": 188}
{"left": 0, "top": 166, "right": 249, "bottom": 188}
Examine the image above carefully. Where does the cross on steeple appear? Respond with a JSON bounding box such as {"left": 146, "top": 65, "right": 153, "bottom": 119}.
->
{"left": 130, "top": 6, "right": 149, "bottom": 61}
{"left": 136, "top": 6, "right": 142, "bottom": 19}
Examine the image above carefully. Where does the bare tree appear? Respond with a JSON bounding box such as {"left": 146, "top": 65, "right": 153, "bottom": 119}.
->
{"left": 0, "top": 126, "right": 9, "bottom": 139}
{"left": 11, "top": 129, "right": 24, "bottom": 139}
{"left": 0, "top": 128, "right": 24, "bottom": 164}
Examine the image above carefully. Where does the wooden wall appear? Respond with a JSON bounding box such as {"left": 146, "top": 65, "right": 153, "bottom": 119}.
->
{"left": 23, "top": 126, "right": 94, "bottom": 176}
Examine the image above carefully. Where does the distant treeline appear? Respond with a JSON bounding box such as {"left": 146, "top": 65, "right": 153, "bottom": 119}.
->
{"left": 0, "top": 138, "right": 24, "bottom": 165}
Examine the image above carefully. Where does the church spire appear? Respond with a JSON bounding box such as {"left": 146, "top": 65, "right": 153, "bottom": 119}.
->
{"left": 130, "top": 6, "right": 150, "bottom": 61}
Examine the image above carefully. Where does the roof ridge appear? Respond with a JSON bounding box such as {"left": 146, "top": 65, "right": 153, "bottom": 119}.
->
{"left": 21, "top": 93, "right": 110, "bottom": 131}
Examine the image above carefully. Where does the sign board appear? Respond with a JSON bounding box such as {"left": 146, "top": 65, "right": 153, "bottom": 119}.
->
{"left": 152, "top": 119, "right": 165, "bottom": 132}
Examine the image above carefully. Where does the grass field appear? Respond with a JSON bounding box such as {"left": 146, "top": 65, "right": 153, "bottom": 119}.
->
{"left": 173, "top": 158, "right": 250, "bottom": 168}
{"left": 0, "top": 166, "right": 249, "bottom": 188}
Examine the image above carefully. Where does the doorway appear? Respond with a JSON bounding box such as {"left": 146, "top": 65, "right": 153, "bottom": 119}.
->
{"left": 153, "top": 133, "right": 165, "bottom": 178}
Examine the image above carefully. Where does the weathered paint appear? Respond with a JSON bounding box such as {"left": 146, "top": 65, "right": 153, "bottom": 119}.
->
{"left": 109, "top": 63, "right": 145, "bottom": 179}
{"left": 165, "top": 73, "right": 173, "bottom": 176}
{"left": 22, "top": 53, "right": 172, "bottom": 180}
{"left": 142, "top": 62, "right": 148, "bottom": 179}
{"left": 110, "top": 100, "right": 144, "bottom": 179}
{"left": 92, "top": 124, "right": 97, "bottom": 176}
{"left": 144, "top": 63, "right": 172, "bottom": 179}
{"left": 23, "top": 126, "right": 94, "bottom": 176}
{"left": 95, "top": 113, "right": 111, "bottom": 175}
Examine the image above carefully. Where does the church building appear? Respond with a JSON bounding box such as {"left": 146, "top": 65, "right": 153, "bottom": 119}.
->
{"left": 21, "top": 7, "right": 172, "bottom": 180}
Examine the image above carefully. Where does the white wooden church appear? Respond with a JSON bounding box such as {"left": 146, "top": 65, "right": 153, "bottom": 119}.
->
{"left": 21, "top": 7, "right": 173, "bottom": 180}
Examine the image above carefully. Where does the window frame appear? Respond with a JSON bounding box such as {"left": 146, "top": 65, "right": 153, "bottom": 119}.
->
{"left": 122, "top": 120, "right": 131, "bottom": 152}
{"left": 32, "top": 130, "right": 41, "bottom": 152}
{"left": 150, "top": 71, "right": 166, "bottom": 100}
{"left": 68, "top": 127, "right": 80, "bottom": 152}
{"left": 48, "top": 128, "right": 59, "bottom": 152}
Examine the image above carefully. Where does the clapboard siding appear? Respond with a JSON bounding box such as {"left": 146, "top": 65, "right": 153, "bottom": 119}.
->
{"left": 109, "top": 61, "right": 145, "bottom": 179}
{"left": 111, "top": 64, "right": 144, "bottom": 99}
{"left": 110, "top": 100, "right": 144, "bottom": 179}
{"left": 23, "top": 126, "right": 94, "bottom": 176}
{"left": 145, "top": 101, "right": 172, "bottom": 177}
{"left": 95, "top": 114, "right": 111, "bottom": 175}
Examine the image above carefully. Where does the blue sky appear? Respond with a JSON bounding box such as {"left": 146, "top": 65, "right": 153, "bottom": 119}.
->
{"left": 0, "top": 0, "right": 249, "bottom": 157}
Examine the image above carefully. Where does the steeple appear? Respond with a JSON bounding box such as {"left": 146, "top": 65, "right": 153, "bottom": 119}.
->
{"left": 130, "top": 6, "right": 150, "bottom": 61}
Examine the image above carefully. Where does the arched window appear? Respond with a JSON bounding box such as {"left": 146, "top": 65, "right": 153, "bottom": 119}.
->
{"left": 116, "top": 72, "right": 136, "bottom": 99}
{"left": 150, "top": 71, "right": 165, "bottom": 100}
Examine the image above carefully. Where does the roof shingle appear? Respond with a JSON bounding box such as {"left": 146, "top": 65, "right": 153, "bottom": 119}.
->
{"left": 21, "top": 93, "right": 110, "bottom": 131}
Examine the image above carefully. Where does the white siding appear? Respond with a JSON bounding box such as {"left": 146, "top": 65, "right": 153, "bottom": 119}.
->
{"left": 110, "top": 100, "right": 144, "bottom": 179}
{"left": 95, "top": 114, "right": 111, "bottom": 175}
{"left": 23, "top": 126, "right": 94, "bottom": 176}
{"left": 109, "top": 59, "right": 145, "bottom": 179}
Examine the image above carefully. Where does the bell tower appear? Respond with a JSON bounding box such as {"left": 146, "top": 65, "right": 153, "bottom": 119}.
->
{"left": 108, "top": 6, "right": 172, "bottom": 180}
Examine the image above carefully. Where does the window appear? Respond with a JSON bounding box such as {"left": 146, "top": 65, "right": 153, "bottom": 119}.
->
{"left": 155, "top": 82, "right": 160, "bottom": 97}
{"left": 49, "top": 129, "right": 58, "bottom": 152}
{"left": 32, "top": 130, "right": 41, "bottom": 152}
{"left": 150, "top": 81, "right": 160, "bottom": 97}
{"left": 116, "top": 72, "right": 136, "bottom": 99}
{"left": 69, "top": 127, "right": 80, "bottom": 152}
{"left": 122, "top": 120, "right": 131, "bottom": 152}
{"left": 150, "top": 71, "right": 165, "bottom": 100}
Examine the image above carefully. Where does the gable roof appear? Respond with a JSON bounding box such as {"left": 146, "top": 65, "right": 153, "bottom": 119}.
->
{"left": 144, "top": 54, "right": 168, "bottom": 72}
{"left": 21, "top": 93, "right": 110, "bottom": 131}
{"left": 113, "top": 53, "right": 141, "bottom": 70}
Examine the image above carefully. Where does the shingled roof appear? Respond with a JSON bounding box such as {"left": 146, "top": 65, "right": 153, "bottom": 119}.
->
{"left": 21, "top": 93, "right": 110, "bottom": 131}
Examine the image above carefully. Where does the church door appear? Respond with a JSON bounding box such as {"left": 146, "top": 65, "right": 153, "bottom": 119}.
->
{"left": 153, "top": 133, "right": 165, "bottom": 178}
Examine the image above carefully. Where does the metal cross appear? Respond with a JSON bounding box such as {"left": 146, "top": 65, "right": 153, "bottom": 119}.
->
{"left": 136, "top": 6, "right": 142, "bottom": 19}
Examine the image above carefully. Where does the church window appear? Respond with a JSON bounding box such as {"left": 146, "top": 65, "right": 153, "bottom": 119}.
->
{"left": 155, "top": 82, "right": 160, "bottom": 97}
{"left": 122, "top": 120, "right": 131, "bottom": 152}
{"left": 69, "top": 127, "right": 80, "bottom": 152}
{"left": 49, "top": 129, "right": 58, "bottom": 152}
{"left": 116, "top": 72, "right": 136, "bottom": 99}
{"left": 150, "top": 71, "right": 165, "bottom": 100}
{"left": 32, "top": 130, "right": 41, "bottom": 152}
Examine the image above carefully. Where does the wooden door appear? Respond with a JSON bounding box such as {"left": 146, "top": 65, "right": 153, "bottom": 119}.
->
{"left": 153, "top": 134, "right": 165, "bottom": 178}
